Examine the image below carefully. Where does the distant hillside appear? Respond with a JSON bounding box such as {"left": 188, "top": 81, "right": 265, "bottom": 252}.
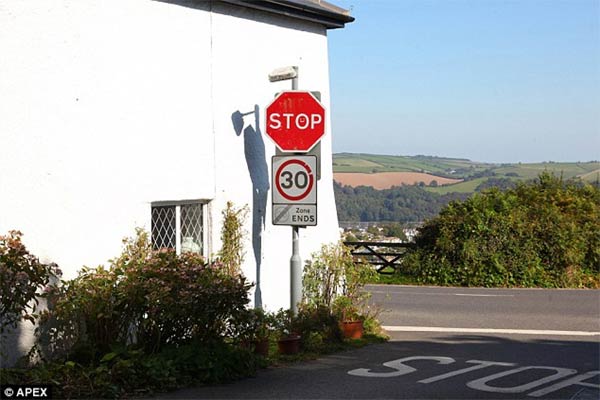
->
{"left": 334, "top": 153, "right": 482, "bottom": 178}
{"left": 333, "top": 153, "right": 600, "bottom": 223}
{"left": 333, "top": 153, "right": 600, "bottom": 193}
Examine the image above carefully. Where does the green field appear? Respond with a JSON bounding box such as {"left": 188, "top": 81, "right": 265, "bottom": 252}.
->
{"left": 333, "top": 153, "right": 487, "bottom": 177}
{"left": 425, "top": 178, "right": 490, "bottom": 194}
{"left": 333, "top": 153, "right": 600, "bottom": 193}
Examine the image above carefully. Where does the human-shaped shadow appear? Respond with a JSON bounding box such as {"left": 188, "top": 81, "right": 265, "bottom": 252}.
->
{"left": 232, "top": 105, "right": 269, "bottom": 309}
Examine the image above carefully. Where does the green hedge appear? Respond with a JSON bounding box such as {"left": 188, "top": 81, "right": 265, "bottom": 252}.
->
{"left": 404, "top": 173, "right": 600, "bottom": 288}
{"left": 37, "top": 230, "right": 252, "bottom": 362}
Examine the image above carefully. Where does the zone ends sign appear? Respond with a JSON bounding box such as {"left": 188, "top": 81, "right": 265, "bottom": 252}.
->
{"left": 265, "top": 91, "right": 325, "bottom": 152}
{"left": 272, "top": 155, "right": 317, "bottom": 226}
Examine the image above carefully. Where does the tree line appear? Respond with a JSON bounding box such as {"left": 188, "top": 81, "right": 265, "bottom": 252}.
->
{"left": 334, "top": 181, "right": 468, "bottom": 223}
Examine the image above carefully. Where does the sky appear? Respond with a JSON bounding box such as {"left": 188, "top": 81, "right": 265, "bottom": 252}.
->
{"left": 327, "top": 0, "right": 600, "bottom": 163}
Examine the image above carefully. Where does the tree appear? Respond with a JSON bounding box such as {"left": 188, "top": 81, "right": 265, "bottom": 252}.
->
{"left": 381, "top": 223, "right": 408, "bottom": 241}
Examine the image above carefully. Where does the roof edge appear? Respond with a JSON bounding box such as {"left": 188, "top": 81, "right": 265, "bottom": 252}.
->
{"left": 218, "top": 0, "right": 354, "bottom": 29}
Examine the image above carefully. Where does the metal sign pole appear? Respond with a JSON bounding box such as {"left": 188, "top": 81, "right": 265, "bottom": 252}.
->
{"left": 290, "top": 66, "right": 301, "bottom": 315}
{"left": 291, "top": 225, "right": 301, "bottom": 314}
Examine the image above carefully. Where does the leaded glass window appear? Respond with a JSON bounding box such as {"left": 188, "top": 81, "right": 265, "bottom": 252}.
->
{"left": 151, "top": 202, "right": 204, "bottom": 254}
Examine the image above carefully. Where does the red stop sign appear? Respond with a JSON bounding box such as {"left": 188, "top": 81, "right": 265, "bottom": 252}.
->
{"left": 265, "top": 91, "right": 325, "bottom": 152}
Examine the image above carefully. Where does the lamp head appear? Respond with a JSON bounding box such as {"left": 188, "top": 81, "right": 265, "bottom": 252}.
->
{"left": 268, "top": 66, "right": 298, "bottom": 82}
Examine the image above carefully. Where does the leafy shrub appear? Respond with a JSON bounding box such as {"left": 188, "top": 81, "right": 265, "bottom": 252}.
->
{"left": 5, "top": 228, "right": 261, "bottom": 398}
{"left": 0, "top": 231, "right": 60, "bottom": 339}
{"left": 39, "top": 230, "right": 253, "bottom": 362}
{"left": 229, "top": 307, "right": 276, "bottom": 344}
{"left": 293, "top": 305, "right": 343, "bottom": 352}
{"left": 303, "top": 242, "right": 377, "bottom": 313}
{"left": 37, "top": 265, "right": 126, "bottom": 363}
{"left": 302, "top": 243, "right": 348, "bottom": 311}
{"left": 120, "top": 251, "right": 251, "bottom": 352}
{"left": 302, "top": 242, "right": 382, "bottom": 336}
{"left": 5, "top": 342, "right": 258, "bottom": 398}
{"left": 404, "top": 173, "right": 600, "bottom": 287}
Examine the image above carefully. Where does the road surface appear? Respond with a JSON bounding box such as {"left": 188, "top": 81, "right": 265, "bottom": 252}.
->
{"left": 155, "top": 285, "right": 599, "bottom": 399}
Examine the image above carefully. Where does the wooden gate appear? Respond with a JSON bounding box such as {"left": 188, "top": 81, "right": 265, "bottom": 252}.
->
{"left": 343, "top": 241, "right": 414, "bottom": 275}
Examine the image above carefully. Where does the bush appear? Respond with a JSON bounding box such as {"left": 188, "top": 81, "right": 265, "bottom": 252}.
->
{"left": 5, "top": 342, "right": 259, "bottom": 398}
{"left": 0, "top": 231, "right": 60, "bottom": 339}
{"left": 404, "top": 173, "right": 600, "bottom": 288}
{"left": 4, "top": 228, "right": 261, "bottom": 398}
{"left": 39, "top": 230, "right": 253, "bottom": 362}
{"left": 303, "top": 242, "right": 377, "bottom": 313}
{"left": 120, "top": 251, "right": 251, "bottom": 352}
{"left": 302, "top": 242, "right": 382, "bottom": 336}
{"left": 293, "top": 305, "right": 343, "bottom": 352}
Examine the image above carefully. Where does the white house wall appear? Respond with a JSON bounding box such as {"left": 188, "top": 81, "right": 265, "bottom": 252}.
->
{"left": 1, "top": 0, "right": 215, "bottom": 274}
{"left": 0, "top": 0, "right": 340, "bottom": 314}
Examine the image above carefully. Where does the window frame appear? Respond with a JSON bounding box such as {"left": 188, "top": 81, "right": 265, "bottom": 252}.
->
{"left": 150, "top": 200, "right": 208, "bottom": 256}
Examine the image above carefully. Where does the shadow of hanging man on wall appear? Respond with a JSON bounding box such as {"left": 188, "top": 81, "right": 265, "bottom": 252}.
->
{"left": 232, "top": 105, "right": 269, "bottom": 309}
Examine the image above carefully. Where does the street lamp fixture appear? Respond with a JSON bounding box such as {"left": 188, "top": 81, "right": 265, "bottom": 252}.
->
{"left": 268, "top": 66, "right": 298, "bottom": 90}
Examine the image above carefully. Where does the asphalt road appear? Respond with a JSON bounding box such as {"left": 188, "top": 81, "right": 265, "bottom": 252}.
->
{"left": 369, "top": 285, "right": 600, "bottom": 333}
{"left": 155, "top": 286, "right": 600, "bottom": 400}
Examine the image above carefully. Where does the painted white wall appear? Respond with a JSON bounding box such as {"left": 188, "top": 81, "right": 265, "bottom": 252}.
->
{"left": 0, "top": 0, "right": 215, "bottom": 274}
{"left": 0, "top": 0, "right": 340, "bottom": 318}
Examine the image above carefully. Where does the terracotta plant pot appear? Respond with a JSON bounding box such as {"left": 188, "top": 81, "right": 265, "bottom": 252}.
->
{"left": 254, "top": 338, "right": 270, "bottom": 357}
{"left": 277, "top": 335, "right": 301, "bottom": 355}
{"left": 341, "top": 320, "right": 364, "bottom": 339}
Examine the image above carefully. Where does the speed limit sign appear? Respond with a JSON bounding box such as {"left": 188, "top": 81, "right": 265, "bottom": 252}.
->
{"left": 272, "top": 155, "right": 317, "bottom": 226}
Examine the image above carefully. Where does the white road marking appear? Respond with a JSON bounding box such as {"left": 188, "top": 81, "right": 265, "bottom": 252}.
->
{"left": 466, "top": 366, "right": 578, "bottom": 394}
{"left": 369, "top": 290, "right": 514, "bottom": 297}
{"left": 453, "top": 293, "right": 514, "bottom": 297}
{"left": 418, "top": 360, "right": 515, "bottom": 384}
{"left": 348, "top": 356, "right": 454, "bottom": 378}
{"left": 382, "top": 326, "right": 600, "bottom": 336}
{"left": 348, "top": 354, "right": 600, "bottom": 397}
{"left": 528, "top": 371, "right": 600, "bottom": 397}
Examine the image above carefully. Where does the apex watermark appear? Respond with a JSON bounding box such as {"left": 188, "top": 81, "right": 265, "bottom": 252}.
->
{"left": 1, "top": 385, "right": 52, "bottom": 399}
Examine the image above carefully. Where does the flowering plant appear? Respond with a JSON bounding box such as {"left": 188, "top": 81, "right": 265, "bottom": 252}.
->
{"left": 40, "top": 229, "right": 252, "bottom": 361}
{"left": 0, "top": 231, "right": 61, "bottom": 336}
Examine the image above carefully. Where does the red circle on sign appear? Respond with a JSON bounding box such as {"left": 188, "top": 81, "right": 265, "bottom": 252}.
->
{"left": 275, "top": 159, "right": 315, "bottom": 201}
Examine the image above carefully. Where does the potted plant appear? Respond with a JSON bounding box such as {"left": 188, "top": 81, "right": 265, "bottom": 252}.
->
{"left": 235, "top": 308, "right": 274, "bottom": 356}
{"left": 302, "top": 242, "right": 381, "bottom": 341}
{"left": 273, "top": 309, "right": 301, "bottom": 355}
{"left": 333, "top": 295, "right": 365, "bottom": 339}
{"left": 252, "top": 309, "right": 275, "bottom": 356}
{"left": 248, "top": 308, "right": 275, "bottom": 356}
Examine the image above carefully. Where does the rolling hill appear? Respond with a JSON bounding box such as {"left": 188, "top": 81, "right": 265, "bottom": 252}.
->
{"left": 333, "top": 154, "right": 600, "bottom": 224}
{"left": 333, "top": 153, "right": 600, "bottom": 193}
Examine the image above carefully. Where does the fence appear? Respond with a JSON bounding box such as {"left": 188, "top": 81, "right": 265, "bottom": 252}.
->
{"left": 343, "top": 241, "right": 414, "bottom": 275}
